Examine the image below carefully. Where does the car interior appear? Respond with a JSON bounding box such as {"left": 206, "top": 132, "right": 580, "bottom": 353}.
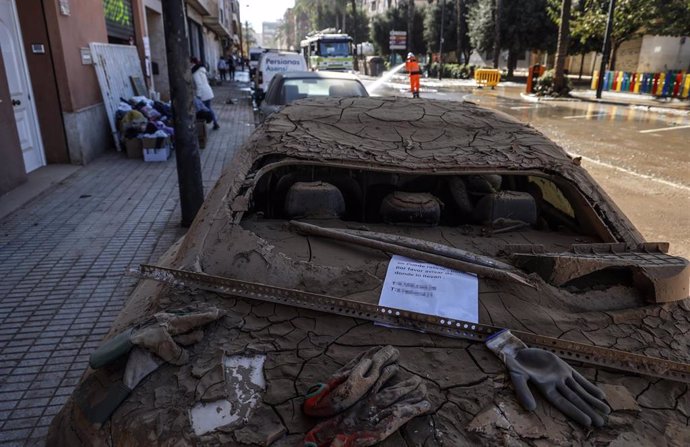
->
{"left": 276, "top": 79, "right": 368, "bottom": 104}
{"left": 243, "top": 163, "right": 614, "bottom": 244}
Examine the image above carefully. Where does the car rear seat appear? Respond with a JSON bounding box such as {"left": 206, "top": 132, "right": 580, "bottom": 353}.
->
{"left": 283, "top": 85, "right": 300, "bottom": 103}
{"left": 329, "top": 85, "right": 356, "bottom": 97}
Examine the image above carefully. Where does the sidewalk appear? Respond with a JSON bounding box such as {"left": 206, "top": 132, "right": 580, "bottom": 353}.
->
{"left": 569, "top": 89, "right": 690, "bottom": 115}
{"left": 0, "top": 73, "right": 254, "bottom": 446}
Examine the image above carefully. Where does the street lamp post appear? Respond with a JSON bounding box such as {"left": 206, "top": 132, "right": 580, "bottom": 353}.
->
{"left": 596, "top": 0, "right": 616, "bottom": 99}
{"left": 438, "top": 0, "right": 446, "bottom": 80}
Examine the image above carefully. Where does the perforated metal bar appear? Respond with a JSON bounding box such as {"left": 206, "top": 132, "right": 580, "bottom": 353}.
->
{"left": 132, "top": 264, "right": 690, "bottom": 384}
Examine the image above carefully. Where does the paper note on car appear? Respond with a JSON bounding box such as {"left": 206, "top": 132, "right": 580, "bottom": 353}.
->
{"left": 379, "top": 255, "right": 478, "bottom": 323}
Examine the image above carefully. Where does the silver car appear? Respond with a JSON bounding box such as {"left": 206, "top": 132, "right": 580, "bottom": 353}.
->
{"left": 257, "top": 71, "right": 369, "bottom": 121}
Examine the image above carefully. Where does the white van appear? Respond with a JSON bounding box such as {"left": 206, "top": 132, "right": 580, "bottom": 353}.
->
{"left": 255, "top": 51, "right": 307, "bottom": 104}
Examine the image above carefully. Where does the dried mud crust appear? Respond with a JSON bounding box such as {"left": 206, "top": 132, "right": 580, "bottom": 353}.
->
{"left": 198, "top": 219, "right": 688, "bottom": 364}
{"left": 243, "top": 97, "right": 642, "bottom": 245}
{"left": 49, "top": 287, "right": 690, "bottom": 446}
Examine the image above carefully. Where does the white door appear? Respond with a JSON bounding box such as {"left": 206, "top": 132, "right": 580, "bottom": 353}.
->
{"left": 0, "top": 0, "right": 45, "bottom": 173}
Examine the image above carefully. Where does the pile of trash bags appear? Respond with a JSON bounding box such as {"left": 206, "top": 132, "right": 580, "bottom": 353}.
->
{"left": 117, "top": 96, "right": 174, "bottom": 142}
{"left": 116, "top": 96, "right": 215, "bottom": 143}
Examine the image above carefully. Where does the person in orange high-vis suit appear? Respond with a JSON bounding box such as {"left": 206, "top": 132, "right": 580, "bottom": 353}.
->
{"left": 405, "top": 53, "right": 421, "bottom": 98}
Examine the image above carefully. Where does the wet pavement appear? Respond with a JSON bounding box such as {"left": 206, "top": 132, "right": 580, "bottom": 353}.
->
{"left": 364, "top": 78, "right": 690, "bottom": 259}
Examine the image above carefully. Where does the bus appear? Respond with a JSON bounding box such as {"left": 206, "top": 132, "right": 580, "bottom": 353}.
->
{"left": 300, "top": 29, "right": 353, "bottom": 72}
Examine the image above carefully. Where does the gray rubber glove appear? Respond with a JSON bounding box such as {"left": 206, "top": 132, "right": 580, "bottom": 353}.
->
{"left": 303, "top": 345, "right": 400, "bottom": 417}
{"left": 486, "top": 329, "right": 611, "bottom": 427}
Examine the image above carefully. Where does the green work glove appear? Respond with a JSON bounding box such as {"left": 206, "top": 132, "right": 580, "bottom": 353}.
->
{"left": 304, "top": 374, "right": 431, "bottom": 447}
{"left": 303, "top": 345, "right": 400, "bottom": 418}
{"left": 89, "top": 307, "right": 223, "bottom": 368}
{"left": 486, "top": 329, "right": 611, "bottom": 427}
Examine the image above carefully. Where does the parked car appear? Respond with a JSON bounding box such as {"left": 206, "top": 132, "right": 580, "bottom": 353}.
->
{"left": 253, "top": 51, "right": 308, "bottom": 105}
{"left": 49, "top": 97, "right": 689, "bottom": 446}
{"left": 257, "top": 71, "right": 369, "bottom": 121}
{"left": 248, "top": 46, "right": 264, "bottom": 81}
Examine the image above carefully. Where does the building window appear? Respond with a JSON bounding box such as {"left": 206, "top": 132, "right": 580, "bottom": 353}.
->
{"left": 103, "top": 0, "right": 135, "bottom": 44}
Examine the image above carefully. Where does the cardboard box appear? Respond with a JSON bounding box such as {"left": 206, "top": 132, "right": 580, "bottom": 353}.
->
{"left": 196, "top": 120, "right": 207, "bottom": 149}
{"left": 124, "top": 138, "right": 142, "bottom": 159}
{"left": 142, "top": 136, "right": 171, "bottom": 162}
{"left": 142, "top": 135, "right": 170, "bottom": 149}
{"left": 143, "top": 146, "right": 171, "bottom": 162}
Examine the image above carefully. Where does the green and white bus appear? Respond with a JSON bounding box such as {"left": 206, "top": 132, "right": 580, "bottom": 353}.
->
{"left": 300, "top": 30, "right": 353, "bottom": 72}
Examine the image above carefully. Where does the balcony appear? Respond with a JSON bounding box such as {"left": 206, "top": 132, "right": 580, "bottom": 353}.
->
{"left": 186, "top": 0, "right": 212, "bottom": 16}
{"left": 202, "top": 0, "right": 231, "bottom": 38}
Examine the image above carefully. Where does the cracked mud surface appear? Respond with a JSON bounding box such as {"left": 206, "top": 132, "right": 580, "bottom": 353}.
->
{"left": 49, "top": 286, "right": 690, "bottom": 446}
{"left": 48, "top": 98, "right": 689, "bottom": 445}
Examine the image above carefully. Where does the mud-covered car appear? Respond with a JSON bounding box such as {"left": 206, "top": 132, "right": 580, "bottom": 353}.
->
{"left": 257, "top": 71, "right": 369, "bottom": 122}
{"left": 49, "top": 97, "right": 689, "bottom": 446}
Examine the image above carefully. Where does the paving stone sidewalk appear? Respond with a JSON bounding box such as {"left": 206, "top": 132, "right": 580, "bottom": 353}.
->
{"left": 0, "top": 75, "right": 255, "bottom": 446}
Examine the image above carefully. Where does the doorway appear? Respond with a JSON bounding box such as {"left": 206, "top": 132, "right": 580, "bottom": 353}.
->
{"left": 0, "top": 0, "right": 46, "bottom": 173}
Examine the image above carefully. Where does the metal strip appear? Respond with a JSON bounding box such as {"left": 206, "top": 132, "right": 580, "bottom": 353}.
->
{"left": 131, "top": 264, "right": 690, "bottom": 384}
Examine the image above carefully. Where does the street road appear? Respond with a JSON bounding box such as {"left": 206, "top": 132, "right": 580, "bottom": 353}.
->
{"left": 366, "top": 80, "right": 690, "bottom": 258}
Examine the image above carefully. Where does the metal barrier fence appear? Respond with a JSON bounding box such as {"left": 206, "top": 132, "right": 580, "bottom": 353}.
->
{"left": 475, "top": 69, "right": 501, "bottom": 88}
{"left": 591, "top": 70, "right": 690, "bottom": 99}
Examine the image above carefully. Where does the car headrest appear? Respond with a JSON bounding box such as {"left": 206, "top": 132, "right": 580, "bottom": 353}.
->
{"left": 328, "top": 85, "right": 354, "bottom": 97}
{"left": 283, "top": 84, "right": 300, "bottom": 103}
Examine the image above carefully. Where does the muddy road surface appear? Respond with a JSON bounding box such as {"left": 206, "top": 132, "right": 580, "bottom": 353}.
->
{"left": 366, "top": 81, "right": 690, "bottom": 258}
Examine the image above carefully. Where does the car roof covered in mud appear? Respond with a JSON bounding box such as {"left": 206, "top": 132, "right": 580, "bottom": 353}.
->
{"left": 247, "top": 96, "right": 573, "bottom": 171}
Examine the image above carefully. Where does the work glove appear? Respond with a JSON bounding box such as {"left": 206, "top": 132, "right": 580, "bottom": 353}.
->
{"left": 79, "top": 307, "right": 223, "bottom": 424}
{"left": 304, "top": 374, "right": 431, "bottom": 447}
{"left": 89, "top": 307, "right": 223, "bottom": 368}
{"left": 486, "top": 329, "right": 611, "bottom": 427}
{"left": 303, "top": 345, "right": 400, "bottom": 417}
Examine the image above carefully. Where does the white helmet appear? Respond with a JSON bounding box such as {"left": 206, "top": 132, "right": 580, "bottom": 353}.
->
{"left": 407, "top": 52, "right": 415, "bottom": 59}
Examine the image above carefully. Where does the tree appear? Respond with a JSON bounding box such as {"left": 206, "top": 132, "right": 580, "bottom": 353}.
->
{"left": 242, "top": 23, "right": 258, "bottom": 55}
{"left": 280, "top": 0, "right": 370, "bottom": 51}
{"left": 455, "top": 0, "right": 475, "bottom": 64}
{"left": 547, "top": 0, "right": 601, "bottom": 77}
{"left": 571, "top": 0, "right": 653, "bottom": 71}
{"left": 408, "top": 0, "right": 415, "bottom": 52}
{"left": 648, "top": 0, "right": 690, "bottom": 36}
{"left": 424, "top": 0, "right": 457, "bottom": 56}
{"left": 469, "top": 0, "right": 556, "bottom": 75}
{"left": 493, "top": 0, "right": 501, "bottom": 68}
{"left": 370, "top": 3, "right": 425, "bottom": 55}
{"left": 553, "top": 0, "right": 572, "bottom": 95}
{"left": 468, "top": 0, "right": 495, "bottom": 57}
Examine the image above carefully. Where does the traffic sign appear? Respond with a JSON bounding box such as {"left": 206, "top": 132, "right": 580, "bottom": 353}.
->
{"left": 389, "top": 30, "right": 407, "bottom": 50}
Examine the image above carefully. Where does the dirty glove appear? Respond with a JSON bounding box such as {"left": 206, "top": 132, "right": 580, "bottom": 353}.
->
{"left": 486, "top": 329, "right": 611, "bottom": 427}
{"left": 90, "top": 307, "right": 223, "bottom": 368}
{"left": 303, "top": 345, "right": 400, "bottom": 417}
{"left": 304, "top": 374, "right": 431, "bottom": 447}
{"left": 80, "top": 307, "right": 222, "bottom": 424}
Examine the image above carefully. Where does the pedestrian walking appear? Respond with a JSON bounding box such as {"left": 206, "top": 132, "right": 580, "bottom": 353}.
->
{"left": 406, "top": 53, "right": 421, "bottom": 98}
{"left": 191, "top": 57, "right": 220, "bottom": 129}
{"left": 217, "top": 57, "right": 228, "bottom": 81}
{"left": 228, "top": 55, "right": 236, "bottom": 81}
